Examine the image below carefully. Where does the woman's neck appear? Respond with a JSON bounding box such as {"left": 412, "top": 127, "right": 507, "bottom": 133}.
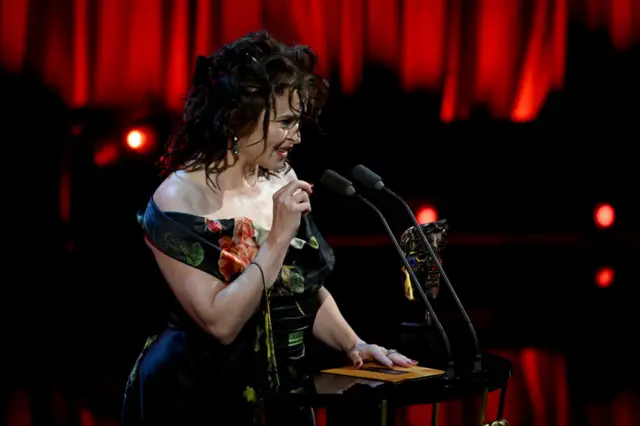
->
{"left": 215, "top": 160, "right": 260, "bottom": 192}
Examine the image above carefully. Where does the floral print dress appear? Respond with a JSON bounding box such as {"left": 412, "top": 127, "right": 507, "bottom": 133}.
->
{"left": 121, "top": 198, "right": 335, "bottom": 426}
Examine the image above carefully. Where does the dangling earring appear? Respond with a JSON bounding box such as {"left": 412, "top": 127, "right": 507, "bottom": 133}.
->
{"left": 232, "top": 136, "right": 239, "bottom": 155}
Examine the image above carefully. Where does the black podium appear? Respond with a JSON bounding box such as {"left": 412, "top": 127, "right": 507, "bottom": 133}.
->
{"left": 258, "top": 351, "right": 512, "bottom": 426}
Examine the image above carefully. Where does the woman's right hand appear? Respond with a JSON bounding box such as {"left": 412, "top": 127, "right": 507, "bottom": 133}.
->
{"left": 269, "top": 179, "right": 313, "bottom": 245}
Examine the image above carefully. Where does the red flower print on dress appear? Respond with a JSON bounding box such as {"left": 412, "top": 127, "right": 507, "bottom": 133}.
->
{"left": 233, "top": 218, "right": 256, "bottom": 246}
{"left": 217, "top": 219, "right": 259, "bottom": 282}
{"left": 205, "top": 218, "right": 223, "bottom": 233}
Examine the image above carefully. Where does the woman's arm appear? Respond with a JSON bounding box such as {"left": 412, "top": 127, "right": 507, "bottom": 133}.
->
{"left": 313, "top": 287, "right": 417, "bottom": 368}
{"left": 312, "top": 287, "right": 362, "bottom": 352}
{"left": 149, "top": 238, "right": 288, "bottom": 345}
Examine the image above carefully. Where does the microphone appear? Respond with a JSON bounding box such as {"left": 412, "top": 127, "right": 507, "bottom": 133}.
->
{"left": 351, "top": 165, "right": 482, "bottom": 374}
{"left": 319, "top": 170, "right": 356, "bottom": 196}
{"left": 320, "top": 169, "right": 455, "bottom": 378}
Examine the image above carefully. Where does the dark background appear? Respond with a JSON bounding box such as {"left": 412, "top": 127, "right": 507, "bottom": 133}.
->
{"left": 1, "top": 14, "right": 639, "bottom": 426}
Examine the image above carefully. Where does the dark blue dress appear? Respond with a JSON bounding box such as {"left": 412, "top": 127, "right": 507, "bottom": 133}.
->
{"left": 121, "top": 199, "right": 335, "bottom": 425}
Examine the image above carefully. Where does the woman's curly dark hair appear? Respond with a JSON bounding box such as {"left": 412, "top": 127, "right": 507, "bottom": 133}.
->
{"left": 159, "top": 31, "right": 328, "bottom": 185}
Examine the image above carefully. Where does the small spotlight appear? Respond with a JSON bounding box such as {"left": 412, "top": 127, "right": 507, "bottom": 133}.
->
{"left": 416, "top": 206, "right": 438, "bottom": 224}
{"left": 125, "top": 126, "right": 156, "bottom": 152}
{"left": 126, "top": 130, "right": 143, "bottom": 149}
{"left": 594, "top": 203, "right": 615, "bottom": 228}
{"left": 94, "top": 142, "right": 119, "bottom": 167}
{"left": 595, "top": 266, "right": 614, "bottom": 288}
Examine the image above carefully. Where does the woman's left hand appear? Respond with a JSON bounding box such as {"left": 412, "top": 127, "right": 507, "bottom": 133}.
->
{"left": 347, "top": 342, "right": 418, "bottom": 369}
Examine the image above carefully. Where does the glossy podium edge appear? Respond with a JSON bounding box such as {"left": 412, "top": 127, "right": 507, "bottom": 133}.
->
{"left": 258, "top": 352, "right": 512, "bottom": 426}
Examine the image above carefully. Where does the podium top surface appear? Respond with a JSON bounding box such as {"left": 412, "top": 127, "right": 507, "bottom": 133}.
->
{"left": 259, "top": 352, "right": 512, "bottom": 406}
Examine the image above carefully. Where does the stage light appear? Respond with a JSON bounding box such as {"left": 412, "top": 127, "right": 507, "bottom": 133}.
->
{"left": 94, "top": 142, "right": 119, "bottom": 167}
{"left": 416, "top": 205, "right": 438, "bottom": 224}
{"left": 594, "top": 203, "right": 615, "bottom": 228}
{"left": 125, "top": 126, "right": 155, "bottom": 152}
{"left": 595, "top": 266, "right": 614, "bottom": 288}
{"left": 126, "top": 130, "right": 143, "bottom": 149}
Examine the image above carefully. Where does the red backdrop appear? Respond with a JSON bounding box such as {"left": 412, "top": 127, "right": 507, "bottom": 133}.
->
{"left": 1, "top": 0, "right": 639, "bottom": 122}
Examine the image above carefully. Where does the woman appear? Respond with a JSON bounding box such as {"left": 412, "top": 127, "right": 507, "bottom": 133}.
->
{"left": 122, "top": 31, "right": 415, "bottom": 426}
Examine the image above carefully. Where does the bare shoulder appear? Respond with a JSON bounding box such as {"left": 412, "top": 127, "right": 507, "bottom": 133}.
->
{"left": 153, "top": 170, "right": 218, "bottom": 214}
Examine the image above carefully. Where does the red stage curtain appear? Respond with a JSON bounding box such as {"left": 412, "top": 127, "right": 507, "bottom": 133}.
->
{"left": 1, "top": 0, "right": 639, "bottom": 121}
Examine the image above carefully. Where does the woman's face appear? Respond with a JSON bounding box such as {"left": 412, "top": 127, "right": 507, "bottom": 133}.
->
{"left": 238, "top": 90, "right": 301, "bottom": 172}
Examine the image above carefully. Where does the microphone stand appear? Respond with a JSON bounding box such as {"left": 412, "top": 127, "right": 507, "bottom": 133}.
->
{"left": 354, "top": 193, "right": 456, "bottom": 379}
